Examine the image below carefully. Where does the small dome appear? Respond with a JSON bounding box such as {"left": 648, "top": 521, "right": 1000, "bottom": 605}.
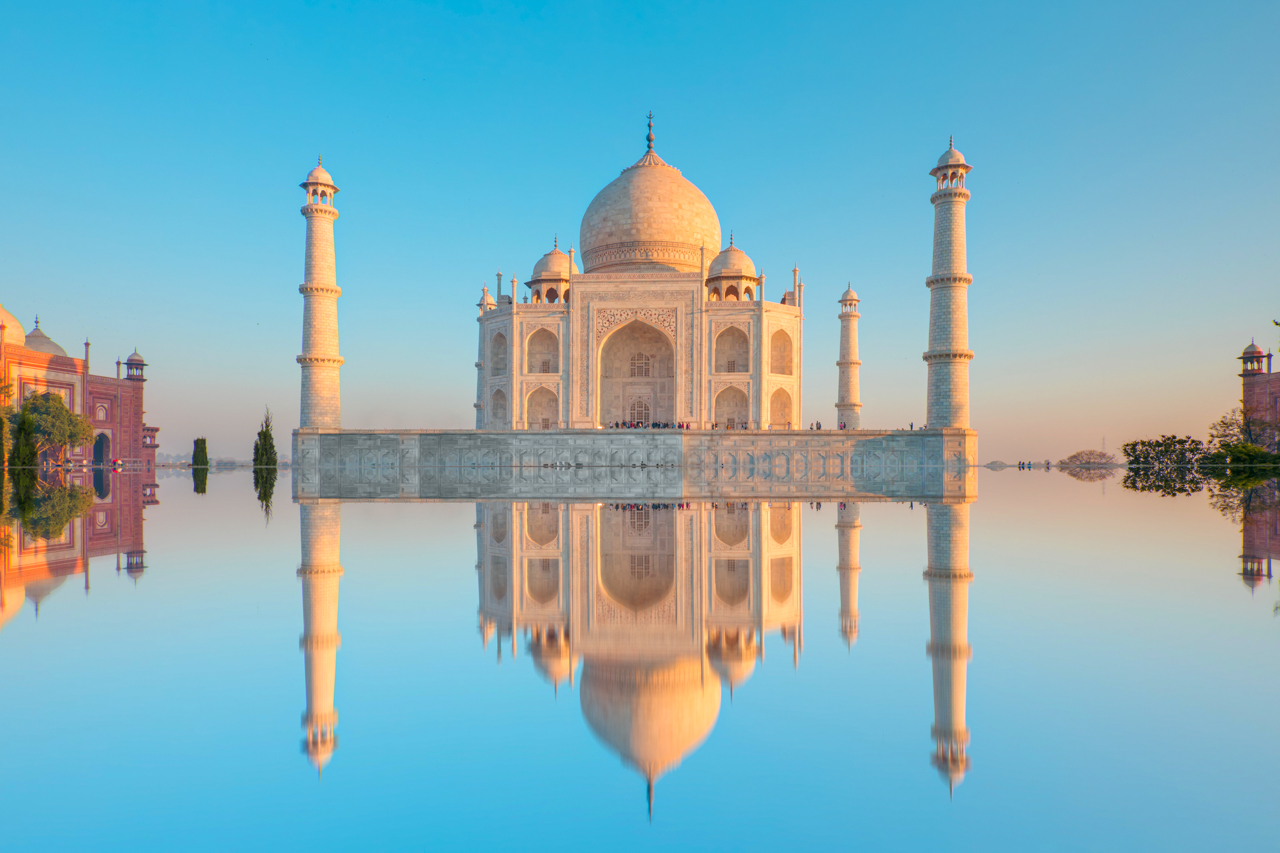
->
{"left": 530, "top": 242, "right": 578, "bottom": 280}
{"left": 0, "top": 304, "right": 25, "bottom": 348}
{"left": 305, "top": 165, "right": 335, "bottom": 185}
{"left": 23, "top": 320, "right": 67, "bottom": 357}
{"left": 840, "top": 285, "right": 858, "bottom": 302}
{"left": 707, "top": 243, "right": 756, "bottom": 279}
{"left": 127, "top": 350, "right": 145, "bottom": 364}
{"left": 1243, "top": 342, "right": 1263, "bottom": 356}
{"left": 937, "top": 143, "right": 967, "bottom": 168}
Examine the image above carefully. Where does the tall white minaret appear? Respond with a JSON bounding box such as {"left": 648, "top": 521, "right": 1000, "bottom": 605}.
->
{"left": 924, "top": 140, "right": 973, "bottom": 430}
{"left": 299, "top": 502, "right": 343, "bottom": 776}
{"left": 924, "top": 502, "right": 973, "bottom": 793}
{"left": 298, "top": 158, "right": 343, "bottom": 430}
{"left": 836, "top": 286, "right": 862, "bottom": 429}
{"left": 836, "top": 502, "right": 862, "bottom": 646}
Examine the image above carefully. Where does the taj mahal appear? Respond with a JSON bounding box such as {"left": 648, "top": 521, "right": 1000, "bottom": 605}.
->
{"left": 290, "top": 118, "right": 978, "bottom": 477}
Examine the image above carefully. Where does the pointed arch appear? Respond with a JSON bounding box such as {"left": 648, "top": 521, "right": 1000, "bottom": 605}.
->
{"left": 714, "top": 386, "right": 749, "bottom": 429}
{"left": 715, "top": 327, "right": 750, "bottom": 374}
{"left": 489, "top": 388, "right": 508, "bottom": 427}
{"left": 598, "top": 320, "right": 675, "bottom": 427}
{"left": 527, "top": 328, "right": 559, "bottom": 374}
{"left": 769, "top": 388, "right": 792, "bottom": 428}
{"left": 770, "top": 330, "right": 793, "bottom": 375}
{"left": 526, "top": 387, "right": 558, "bottom": 430}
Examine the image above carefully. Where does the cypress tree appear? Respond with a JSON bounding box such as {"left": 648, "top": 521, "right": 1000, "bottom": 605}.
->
{"left": 252, "top": 409, "right": 278, "bottom": 521}
{"left": 192, "top": 437, "right": 209, "bottom": 468}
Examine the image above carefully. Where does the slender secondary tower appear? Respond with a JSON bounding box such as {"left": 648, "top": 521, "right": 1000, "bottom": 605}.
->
{"left": 298, "top": 159, "right": 343, "bottom": 429}
{"left": 924, "top": 502, "right": 973, "bottom": 792}
{"left": 924, "top": 141, "right": 973, "bottom": 429}
{"left": 299, "top": 503, "right": 343, "bottom": 776}
{"left": 836, "top": 286, "right": 862, "bottom": 429}
{"left": 836, "top": 502, "right": 862, "bottom": 646}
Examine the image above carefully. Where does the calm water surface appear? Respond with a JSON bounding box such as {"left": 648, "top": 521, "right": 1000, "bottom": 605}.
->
{"left": 1, "top": 469, "right": 1275, "bottom": 851}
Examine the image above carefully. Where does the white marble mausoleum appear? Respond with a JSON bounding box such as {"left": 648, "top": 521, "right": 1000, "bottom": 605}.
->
{"left": 474, "top": 117, "right": 805, "bottom": 431}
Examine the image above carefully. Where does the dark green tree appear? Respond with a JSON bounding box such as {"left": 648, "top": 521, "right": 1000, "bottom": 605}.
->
{"left": 193, "top": 466, "right": 209, "bottom": 495}
{"left": 8, "top": 393, "right": 93, "bottom": 465}
{"left": 252, "top": 408, "right": 278, "bottom": 521}
{"left": 192, "top": 437, "right": 209, "bottom": 467}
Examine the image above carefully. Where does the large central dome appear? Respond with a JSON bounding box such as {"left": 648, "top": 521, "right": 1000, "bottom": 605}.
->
{"left": 579, "top": 126, "right": 721, "bottom": 274}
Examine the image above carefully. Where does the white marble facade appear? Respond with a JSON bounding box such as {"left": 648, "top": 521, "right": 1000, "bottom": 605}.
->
{"left": 476, "top": 119, "right": 804, "bottom": 431}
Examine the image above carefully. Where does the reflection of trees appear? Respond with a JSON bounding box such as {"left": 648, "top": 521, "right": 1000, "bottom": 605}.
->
{"left": 8, "top": 477, "right": 94, "bottom": 541}
{"left": 254, "top": 466, "right": 276, "bottom": 521}
{"left": 1209, "top": 476, "right": 1278, "bottom": 526}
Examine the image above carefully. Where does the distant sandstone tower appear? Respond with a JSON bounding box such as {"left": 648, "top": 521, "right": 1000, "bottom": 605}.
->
{"left": 924, "top": 503, "right": 973, "bottom": 792}
{"left": 836, "top": 501, "right": 862, "bottom": 645}
{"left": 836, "top": 286, "right": 862, "bottom": 429}
{"left": 299, "top": 503, "right": 343, "bottom": 775}
{"left": 924, "top": 141, "right": 974, "bottom": 429}
{"left": 298, "top": 159, "right": 343, "bottom": 429}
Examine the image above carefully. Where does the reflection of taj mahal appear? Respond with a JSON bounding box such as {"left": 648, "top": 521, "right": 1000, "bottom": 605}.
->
{"left": 290, "top": 494, "right": 976, "bottom": 801}
{"left": 474, "top": 500, "right": 802, "bottom": 807}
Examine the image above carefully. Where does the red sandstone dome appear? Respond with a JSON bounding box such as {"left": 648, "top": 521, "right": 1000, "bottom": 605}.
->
{"left": 1243, "top": 342, "right": 1263, "bottom": 356}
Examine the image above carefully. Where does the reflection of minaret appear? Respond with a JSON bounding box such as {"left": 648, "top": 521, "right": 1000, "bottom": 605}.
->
{"left": 836, "top": 503, "right": 862, "bottom": 646}
{"left": 924, "top": 502, "right": 973, "bottom": 793}
{"left": 299, "top": 503, "right": 343, "bottom": 776}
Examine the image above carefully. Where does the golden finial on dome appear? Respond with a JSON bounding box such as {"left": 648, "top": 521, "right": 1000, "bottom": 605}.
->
{"left": 646, "top": 112, "right": 654, "bottom": 151}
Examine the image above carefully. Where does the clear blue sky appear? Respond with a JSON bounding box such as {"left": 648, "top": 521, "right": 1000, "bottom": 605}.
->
{"left": 2, "top": 0, "right": 1275, "bottom": 460}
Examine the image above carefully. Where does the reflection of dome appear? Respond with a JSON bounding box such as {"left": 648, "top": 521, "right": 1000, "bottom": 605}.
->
{"left": 24, "top": 319, "right": 67, "bottom": 357}
{"left": 580, "top": 657, "right": 721, "bottom": 786}
{"left": 305, "top": 734, "right": 338, "bottom": 775}
{"left": 579, "top": 122, "right": 721, "bottom": 274}
{"left": 25, "top": 576, "right": 68, "bottom": 615}
{"left": 530, "top": 638, "right": 578, "bottom": 691}
{"left": 707, "top": 636, "right": 757, "bottom": 696}
{"left": 0, "top": 304, "right": 26, "bottom": 347}
{"left": 932, "top": 747, "right": 970, "bottom": 793}
{"left": 707, "top": 242, "right": 756, "bottom": 279}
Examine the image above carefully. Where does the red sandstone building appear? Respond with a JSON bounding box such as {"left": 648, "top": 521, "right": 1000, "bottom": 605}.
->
{"left": 0, "top": 304, "right": 158, "bottom": 473}
{"left": 1240, "top": 341, "right": 1278, "bottom": 442}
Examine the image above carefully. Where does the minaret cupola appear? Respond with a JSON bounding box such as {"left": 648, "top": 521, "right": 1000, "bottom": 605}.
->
{"left": 930, "top": 137, "right": 971, "bottom": 190}
{"left": 125, "top": 350, "right": 147, "bottom": 381}
{"left": 1240, "top": 341, "right": 1268, "bottom": 376}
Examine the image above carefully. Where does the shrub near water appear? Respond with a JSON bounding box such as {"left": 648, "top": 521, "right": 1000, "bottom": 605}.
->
{"left": 252, "top": 409, "right": 278, "bottom": 520}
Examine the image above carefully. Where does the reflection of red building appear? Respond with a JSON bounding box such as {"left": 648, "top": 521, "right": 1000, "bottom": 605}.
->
{"left": 0, "top": 471, "right": 155, "bottom": 633}
{"left": 1241, "top": 493, "right": 1277, "bottom": 592}
{"left": 0, "top": 304, "right": 158, "bottom": 473}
